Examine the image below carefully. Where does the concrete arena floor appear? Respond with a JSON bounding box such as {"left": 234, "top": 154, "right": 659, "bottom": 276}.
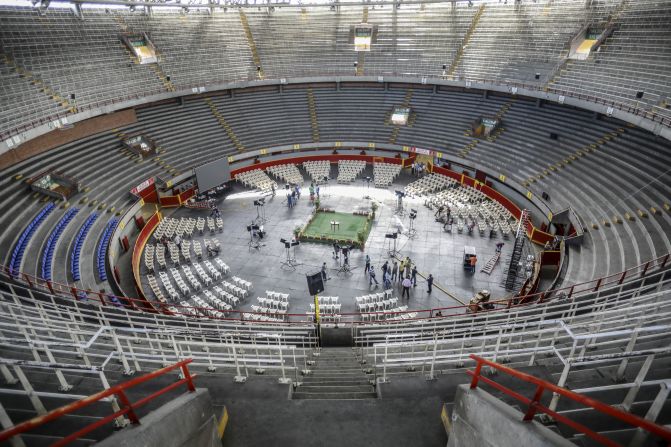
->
{"left": 143, "top": 168, "right": 533, "bottom": 317}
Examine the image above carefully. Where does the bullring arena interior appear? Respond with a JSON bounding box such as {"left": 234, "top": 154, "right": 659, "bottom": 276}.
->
{"left": 0, "top": 0, "right": 670, "bottom": 445}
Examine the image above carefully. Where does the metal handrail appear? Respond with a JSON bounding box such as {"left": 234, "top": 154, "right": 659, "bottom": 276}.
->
{"left": 1, "top": 249, "right": 668, "bottom": 324}
{"left": 0, "top": 359, "right": 196, "bottom": 446}
{"left": 466, "top": 354, "right": 671, "bottom": 447}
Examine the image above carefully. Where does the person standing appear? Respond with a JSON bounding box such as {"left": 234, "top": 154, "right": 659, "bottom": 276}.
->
{"left": 470, "top": 255, "right": 477, "bottom": 273}
{"left": 365, "top": 254, "right": 371, "bottom": 276}
{"left": 382, "top": 261, "right": 388, "bottom": 277}
{"left": 321, "top": 262, "right": 330, "bottom": 282}
{"left": 369, "top": 266, "right": 379, "bottom": 288}
{"left": 316, "top": 184, "right": 320, "bottom": 199}
{"left": 427, "top": 274, "right": 434, "bottom": 294}
{"left": 404, "top": 257, "right": 413, "bottom": 279}
{"left": 391, "top": 261, "right": 399, "bottom": 283}
{"left": 333, "top": 242, "right": 339, "bottom": 260}
{"left": 383, "top": 270, "right": 392, "bottom": 290}
{"left": 402, "top": 276, "right": 412, "bottom": 299}
{"left": 411, "top": 265, "right": 418, "bottom": 287}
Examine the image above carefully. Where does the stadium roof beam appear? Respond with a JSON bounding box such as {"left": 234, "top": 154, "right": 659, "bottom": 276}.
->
{"left": 59, "top": 0, "right": 481, "bottom": 9}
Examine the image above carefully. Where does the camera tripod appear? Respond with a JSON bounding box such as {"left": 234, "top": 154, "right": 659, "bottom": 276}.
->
{"left": 280, "top": 245, "right": 302, "bottom": 271}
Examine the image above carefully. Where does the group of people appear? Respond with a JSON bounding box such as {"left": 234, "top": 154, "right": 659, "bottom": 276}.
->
{"left": 364, "top": 255, "right": 434, "bottom": 299}
{"left": 410, "top": 161, "right": 428, "bottom": 177}
{"left": 286, "top": 184, "right": 301, "bottom": 208}
{"left": 308, "top": 182, "right": 321, "bottom": 203}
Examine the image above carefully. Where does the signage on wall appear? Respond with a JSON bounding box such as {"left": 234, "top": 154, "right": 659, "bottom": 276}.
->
{"left": 130, "top": 177, "right": 155, "bottom": 196}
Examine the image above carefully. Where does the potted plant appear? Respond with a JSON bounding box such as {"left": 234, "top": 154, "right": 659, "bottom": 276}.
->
{"left": 357, "top": 230, "right": 366, "bottom": 249}
{"left": 315, "top": 198, "right": 321, "bottom": 209}
{"left": 370, "top": 202, "right": 378, "bottom": 218}
{"left": 293, "top": 225, "right": 302, "bottom": 238}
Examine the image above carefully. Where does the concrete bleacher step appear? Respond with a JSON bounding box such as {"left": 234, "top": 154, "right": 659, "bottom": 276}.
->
{"left": 295, "top": 348, "right": 376, "bottom": 400}
{"left": 292, "top": 390, "right": 378, "bottom": 400}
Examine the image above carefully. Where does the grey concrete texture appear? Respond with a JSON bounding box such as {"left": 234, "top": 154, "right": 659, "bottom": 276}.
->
{"left": 447, "top": 385, "right": 576, "bottom": 447}
{"left": 97, "top": 388, "right": 221, "bottom": 447}
{"left": 146, "top": 168, "right": 528, "bottom": 319}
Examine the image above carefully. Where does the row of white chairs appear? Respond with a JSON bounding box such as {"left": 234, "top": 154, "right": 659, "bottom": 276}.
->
{"left": 232, "top": 276, "right": 252, "bottom": 291}
{"left": 337, "top": 160, "right": 366, "bottom": 183}
{"left": 145, "top": 244, "right": 156, "bottom": 272}
{"left": 206, "top": 216, "right": 223, "bottom": 234}
{"left": 314, "top": 295, "right": 339, "bottom": 305}
{"left": 250, "top": 305, "right": 288, "bottom": 319}
{"left": 373, "top": 162, "right": 402, "bottom": 187}
{"left": 257, "top": 296, "right": 289, "bottom": 310}
{"left": 303, "top": 160, "right": 330, "bottom": 183}
{"left": 236, "top": 169, "right": 278, "bottom": 194}
{"left": 309, "top": 303, "right": 342, "bottom": 314}
{"left": 405, "top": 173, "right": 456, "bottom": 196}
{"left": 212, "top": 285, "right": 241, "bottom": 307}
{"left": 355, "top": 290, "right": 394, "bottom": 305}
{"left": 267, "top": 163, "right": 304, "bottom": 185}
{"left": 181, "top": 265, "right": 203, "bottom": 290}
{"left": 170, "top": 267, "right": 191, "bottom": 295}
{"left": 158, "top": 271, "right": 181, "bottom": 300}
{"left": 265, "top": 290, "right": 289, "bottom": 301}
{"left": 147, "top": 274, "right": 167, "bottom": 303}
{"left": 357, "top": 298, "right": 399, "bottom": 313}
{"left": 202, "top": 290, "right": 233, "bottom": 312}
{"left": 154, "top": 217, "right": 197, "bottom": 241}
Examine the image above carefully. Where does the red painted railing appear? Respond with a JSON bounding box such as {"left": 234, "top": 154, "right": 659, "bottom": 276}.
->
{"left": 0, "top": 359, "right": 197, "bottom": 446}
{"left": 466, "top": 355, "right": 671, "bottom": 447}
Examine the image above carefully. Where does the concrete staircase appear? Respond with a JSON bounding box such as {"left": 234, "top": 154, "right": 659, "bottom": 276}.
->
{"left": 203, "top": 97, "right": 245, "bottom": 153}
{"left": 389, "top": 89, "right": 414, "bottom": 144}
{"left": 307, "top": 88, "right": 320, "bottom": 142}
{"left": 239, "top": 9, "right": 264, "bottom": 79}
{"left": 447, "top": 3, "right": 486, "bottom": 80}
{"left": 293, "top": 348, "right": 377, "bottom": 400}
{"left": 149, "top": 63, "right": 175, "bottom": 93}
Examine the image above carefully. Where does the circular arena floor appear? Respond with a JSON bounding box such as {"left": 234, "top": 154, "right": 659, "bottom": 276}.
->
{"left": 141, "top": 168, "right": 539, "bottom": 318}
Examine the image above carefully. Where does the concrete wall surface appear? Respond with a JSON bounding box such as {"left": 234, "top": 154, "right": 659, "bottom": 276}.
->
{"left": 97, "top": 388, "right": 221, "bottom": 447}
{"left": 447, "top": 385, "right": 576, "bottom": 447}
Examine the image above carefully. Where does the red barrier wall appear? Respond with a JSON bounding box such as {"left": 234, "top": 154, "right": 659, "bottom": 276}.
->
{"left": 230, "top": 154, "right": 408, "bottom": 179}
{"left": 158, "top": 187, "right": 195, "bottom": 207}
{"left": 131, "top": 212, "right": 160, "bottom": 312}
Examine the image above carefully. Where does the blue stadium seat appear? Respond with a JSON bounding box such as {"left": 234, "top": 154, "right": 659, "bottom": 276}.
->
{"left": 96, "top": 218, "right": 119, "bottom": 282}
{"left": 40, "top": 208, "right": 79, "bottom": 281}
{"left": 9, "top": 203, "right": 55, "bottom": 278}
{"left": 70, "top": 213, "right": 98, "bottom": 282}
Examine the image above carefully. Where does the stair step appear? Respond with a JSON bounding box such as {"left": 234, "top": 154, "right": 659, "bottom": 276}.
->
{"left": 297, "top": 385, "right": 375, "bottom": 393}
{"left": 301, "top": 378, "right": 373, "bottom": 386}
{"left": 292, "top": 391, "right": 377, "bottom": 400}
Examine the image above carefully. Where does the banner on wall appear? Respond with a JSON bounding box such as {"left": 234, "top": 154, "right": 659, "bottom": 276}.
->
{"left": 130, "top": 177, "right": 155, "bottom": 196}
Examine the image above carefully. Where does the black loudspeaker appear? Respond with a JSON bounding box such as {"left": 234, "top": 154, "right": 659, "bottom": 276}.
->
{"left": 542, "top": 192, "right": 550, "bottom": 201}
{"left": 166, "top": 76, "right": 171, "bottom": 82}
{"left": 636, "top": 91, "right": 644, "bottom": 99}
{"left": 70, "top": 93, "right": 75, "bottom": 100}
{"left": 306, "top": 272, "right": 324, "bottom": 296}
{"left": 534, "top": 73, "right": 540, "bottom": 80}
{"left": 550, "top": 133, "right": 558, "bottom": 140}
